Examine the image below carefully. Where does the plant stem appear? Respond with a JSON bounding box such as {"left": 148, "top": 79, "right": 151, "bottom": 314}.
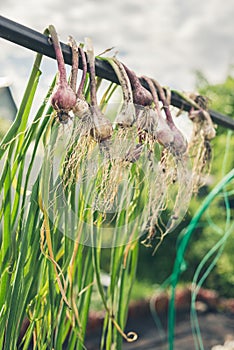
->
{"left": 85, "top": 37, "right": 98, "bottom": 107}
{"left": 68, "top": 36, "right": 79, "bottom": 92}
{"left": 123, "top": 64, "right": 140, "bottom": 89}
{"left": 111, "top": 58, "right": 133, "bottom": 103}
{"left": 77, "top": 47, "right": 87, "bottom": 98}
{"left": 48, "top": 25, "right": 67, "bottom": 84}
{"left": 141, "top": 76, "right": 161, "bottom": 114}
{"left": 152, "top": 79, "right": 174, "bottom": 125}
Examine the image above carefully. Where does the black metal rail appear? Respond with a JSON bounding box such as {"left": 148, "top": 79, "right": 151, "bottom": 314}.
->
{"left": 1, "top": 15, "right": 234, "bottom": 130}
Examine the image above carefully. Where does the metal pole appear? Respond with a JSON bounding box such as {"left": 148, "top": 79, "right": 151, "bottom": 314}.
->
{"left": 1, "top": 15, "right": 234, "bottom": 130}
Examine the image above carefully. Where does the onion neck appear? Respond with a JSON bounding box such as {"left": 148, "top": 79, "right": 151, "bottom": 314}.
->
{"left": 77, "top": 46, "right": 87, "bottom": 98}
{"left": 48, "top": 25, "right": 67, "bottom": 85}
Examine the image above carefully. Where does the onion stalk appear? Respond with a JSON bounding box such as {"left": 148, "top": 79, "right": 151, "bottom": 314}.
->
{"left": 105, "top": 57, "right": 136, "bottom": 127}
{"left": 73, "top": 46, "right": 90, "bottom": 119}
{"left": 85, "top": 38, "right": 113, "bottom": 142}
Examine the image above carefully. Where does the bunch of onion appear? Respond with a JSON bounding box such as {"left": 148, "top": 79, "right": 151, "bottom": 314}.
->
{"left": 48, "top": 25, "right": 76, "bottom": 124}
{"left": 104, "top": 57, "right": 146, "bottom": 165}
{"left": 126, "top": 76, "right": 192, "bottom": 251}
{"left": 48, "top": 24, "right": 193, "bottom": 248}
{"left": 109, "top": 67, "right": 170, "bottom": 240}
{"left": 98, "top": 65, "right": 172, "bottom": 244}
{"left": 59, "top": 37, "right": 90, "bottom": 188}
{"left": 77, "top": 38, "right": 119, "bottom": 212}
{"left": 57, "top": 37, "right": 115, "bottom": 208}
{"left": 96, "top": 66, "right": 184, "bottom": 244}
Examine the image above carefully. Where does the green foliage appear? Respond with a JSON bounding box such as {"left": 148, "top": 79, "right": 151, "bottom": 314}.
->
{"left": 184, "top": 73, "right": 234, "bottom": 297}
{"left": 0, "top": 50, "right": 140, "bottom": 350}
{"left": 196, "top": 69, "right": 234, "bottom": 119}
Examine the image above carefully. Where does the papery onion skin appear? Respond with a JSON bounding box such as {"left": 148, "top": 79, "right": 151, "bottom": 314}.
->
{"left": 114, "top": 102, "right": 135, "bottom": 128}
{"left": 90, "top": 108, "right": 113, "bottom": 141}
{"left": 51, "top": 84, "right": 77, "bottom": 111}
{"left": 85, "top": 38, "right": 113, "bottom": 142}
{"left": 73, "top": 99, "right": 90, "bottom": 119}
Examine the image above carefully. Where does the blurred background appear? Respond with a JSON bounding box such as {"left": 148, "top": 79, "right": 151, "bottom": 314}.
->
{"left": 1, "top": 0, "right": 234, "bottom": 105}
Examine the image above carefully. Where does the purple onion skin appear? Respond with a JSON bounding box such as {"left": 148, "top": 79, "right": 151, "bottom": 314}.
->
{"left": 48, "top": 25, "right": 77, "bottom": 115}
{"left": 124, "top": 65, "right": 153, "bottom": 106}
{"left": 51, "top": 83, "right": 76, "bottom": 111}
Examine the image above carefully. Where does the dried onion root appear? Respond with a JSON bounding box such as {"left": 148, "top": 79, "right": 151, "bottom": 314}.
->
{"left": 188, "top": 93, "right": 216, "bottom": 192}
{"left": 90, "top": 57, "right": 143, "bottom": 212}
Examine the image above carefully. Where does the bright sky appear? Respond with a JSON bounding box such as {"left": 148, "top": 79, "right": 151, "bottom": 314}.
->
{"left": 0, "top": 0, "right": 234, "bottom": 106}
